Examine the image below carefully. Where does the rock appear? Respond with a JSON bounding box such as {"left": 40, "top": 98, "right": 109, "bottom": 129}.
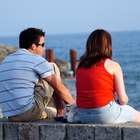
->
{"left": 54, "top": 59, "right": 74, "bottom": 78}
{"left": 0, "top": 45, "right": 17, "bottom": 63}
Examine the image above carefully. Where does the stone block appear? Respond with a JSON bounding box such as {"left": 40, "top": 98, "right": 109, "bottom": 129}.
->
{"left": 3, "top": 122, "right": 18, "bottom": 140}
{"left": 40, "top": 123, "right": 66, "bottom": 140}
{"left": 123, "top": 126, "right": 140, "bottom": 140}
{"left": 19, "top": 123, "right": 39, "bottom": 140}
{"left": 0, "top": 123, "right": 3, "bottom": 140}
{"left": 95, "top": 125, "right": 122, "bottom": 140}
{"left": 66, "top": 124, "right": 94, "bottom": 140}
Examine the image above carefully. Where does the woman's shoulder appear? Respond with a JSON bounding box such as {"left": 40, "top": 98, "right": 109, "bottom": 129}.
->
{"left": 105, "top": 59, "right": 121, "bottom": 74}
{"left": 106, "top": 59, "right": 120, "bottom": 67}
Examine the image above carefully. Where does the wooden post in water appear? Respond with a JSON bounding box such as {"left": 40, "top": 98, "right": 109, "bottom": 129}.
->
{"left": 70, "top": 49, "right": 77, "bottom": 77}
{"left": 46, "top": 49, "right": 54, "bottom": 62}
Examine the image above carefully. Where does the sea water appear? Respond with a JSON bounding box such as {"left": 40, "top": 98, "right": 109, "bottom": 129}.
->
{"left": 0, "top": 31, "right": 140, "bottom": 110}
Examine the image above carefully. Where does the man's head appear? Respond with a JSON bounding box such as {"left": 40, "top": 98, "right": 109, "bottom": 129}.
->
{"left": 19, "top": 27, "right": 45, "bottom": 55}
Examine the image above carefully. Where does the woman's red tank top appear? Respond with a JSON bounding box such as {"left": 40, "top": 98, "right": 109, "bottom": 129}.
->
{"left": 76, "top": 59, "right": 115, "bottom": 108}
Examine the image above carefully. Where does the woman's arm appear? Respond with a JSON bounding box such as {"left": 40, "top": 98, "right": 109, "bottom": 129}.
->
{"left": 113, "top": 62, "right": 128, "bottom": 105}
{"left": 105, "top": 59, "right": 128, "bottom": 105}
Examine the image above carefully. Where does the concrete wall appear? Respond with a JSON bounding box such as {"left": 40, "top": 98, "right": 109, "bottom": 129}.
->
{"left": 0, "top": 120, "right": 140, "bottom": 140}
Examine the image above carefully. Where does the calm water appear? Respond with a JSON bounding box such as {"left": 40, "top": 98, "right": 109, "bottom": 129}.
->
{"left": 0, "top": 31, "right": 140, "bottom": 110}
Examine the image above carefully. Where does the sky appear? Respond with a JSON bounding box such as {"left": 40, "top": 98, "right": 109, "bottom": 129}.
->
{"left": 0, "top": 0, "right": 140, "bottom": 37}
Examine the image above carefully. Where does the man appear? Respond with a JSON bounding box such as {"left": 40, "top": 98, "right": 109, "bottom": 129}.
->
{"left": 0, "top": 27, "right": 75, "bottom": 121}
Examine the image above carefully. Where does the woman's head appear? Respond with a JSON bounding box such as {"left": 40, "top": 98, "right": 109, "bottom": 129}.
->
{"left": 86, "top": 29, "right": 112, "bottom": 59}
{"left": 79, "top": 29, "right": 112, "bottom": 68}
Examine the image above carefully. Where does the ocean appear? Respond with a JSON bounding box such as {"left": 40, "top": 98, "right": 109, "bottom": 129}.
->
{"left": 0, "top": 31, "right": 140, "bottom": 110}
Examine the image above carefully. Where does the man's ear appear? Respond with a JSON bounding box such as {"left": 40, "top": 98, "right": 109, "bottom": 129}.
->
{"left": 31, "top": 44, "right": 36, "bottom": 50}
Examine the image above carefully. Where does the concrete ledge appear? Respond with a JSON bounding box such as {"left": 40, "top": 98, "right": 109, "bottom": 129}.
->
{"left": 0, "top": 119, "right": 140, "bottom": 140}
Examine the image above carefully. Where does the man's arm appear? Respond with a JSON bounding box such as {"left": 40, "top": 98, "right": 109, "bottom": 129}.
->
{"left": 43, "top": 74, "right": 75, "bottom": 105}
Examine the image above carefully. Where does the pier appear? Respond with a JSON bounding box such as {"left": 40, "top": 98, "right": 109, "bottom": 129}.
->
{"left": 0, "top": 119, "right": 140, "bottom": 140}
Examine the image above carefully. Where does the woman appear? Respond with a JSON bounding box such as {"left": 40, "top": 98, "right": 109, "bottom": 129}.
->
{"left": 76, "top": 29, "right": 140, "bottom": 124}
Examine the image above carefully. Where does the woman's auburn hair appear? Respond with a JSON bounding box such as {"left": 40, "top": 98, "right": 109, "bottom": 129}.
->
{"left": 78, "top": 29, "right": 112, "bottom": 68}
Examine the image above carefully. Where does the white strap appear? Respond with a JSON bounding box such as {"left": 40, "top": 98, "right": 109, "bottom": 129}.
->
{"left": 104, "top": 59, "right": 110, "bottom": 68}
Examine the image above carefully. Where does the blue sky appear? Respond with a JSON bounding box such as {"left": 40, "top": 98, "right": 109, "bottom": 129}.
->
{"left": 0, "top": 0, "right": 140, "bottom": 37}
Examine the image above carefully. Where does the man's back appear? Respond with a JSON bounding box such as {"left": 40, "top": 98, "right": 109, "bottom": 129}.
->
{"left": 0, "top": 49, "right": 53, "bottom": 117}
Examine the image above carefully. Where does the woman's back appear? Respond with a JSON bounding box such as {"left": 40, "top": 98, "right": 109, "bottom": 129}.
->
{"left": 76, "top": 59, "right": 115, "bottom": 108}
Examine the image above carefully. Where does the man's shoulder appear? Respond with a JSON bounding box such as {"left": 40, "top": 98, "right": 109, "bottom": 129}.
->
{"left": 34, "top": 55, "right": 46, "bottom": 62}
